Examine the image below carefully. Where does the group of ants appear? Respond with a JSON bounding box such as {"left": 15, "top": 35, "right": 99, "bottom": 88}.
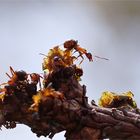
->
{"left": 0, "top": 40, "right": 108, "bottom": 104}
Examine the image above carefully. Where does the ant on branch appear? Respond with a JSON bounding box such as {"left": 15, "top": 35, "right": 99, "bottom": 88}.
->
{"left": 64, "top": 40, "right": 93, "bottom": 64}
{"left": 0, "top": 66, "right": 28, "bottom": 97}
{"left": 0, "top": 66, "right": 43, "bottom": 104}
{"left": 4, "top": 66, "right": 28, "bottom": 86}
{"left": 64, "top": 39, "right": 109, "bottom": 64}
{"left": 1, "top": 66, "right": 42, "bottom": 90}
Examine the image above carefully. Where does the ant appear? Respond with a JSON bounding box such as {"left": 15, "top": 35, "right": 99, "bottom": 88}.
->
{"left": 29, "top": 73, "right": 43, "bottom": 90}
{"left": 0, "top": 66, "right": 28, "bottom": 86}
{"left": 64, "top": 39, "right": 109, "bottom": 64}
{"left": 5, "top": 66, "right": 42, "bottom": 88}
{"left": 0, "top": 66, "right": 28, "bottom": 97}
{"left": 64, "top": 40, "right": 93, "bottom": 64}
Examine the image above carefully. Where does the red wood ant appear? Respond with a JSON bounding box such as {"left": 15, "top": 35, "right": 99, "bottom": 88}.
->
{"left": 0, "top": 66, "right": 28, "bottom": 96}
{"left": 3, "top": 66, "right": 28, "bottom": 86}
{"left": 1, "top": 66, "right": 42, "bottom": 88}
{"left": 64, "top": 39, "right": 109, "bottom": 64}
{"left": 64, "top": 40, "right": 93, "bottom": 64}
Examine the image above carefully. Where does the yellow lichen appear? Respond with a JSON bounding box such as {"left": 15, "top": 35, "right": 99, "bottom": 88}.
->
{"left": 0, "top": 88, "right": 6, "bottom": 101}
{"left": 0, "top": 93, "right": 5, "bottom": 101}
{"left": 99, "top": 91, "right": 137, "bottom": 108}
{"left": 30, "top": 87, "right": 64, "bottom": 112}
{"left": 98, "top": 91, "right": 114, "bottom": 107}
{"left": 42, "top": 46, "right": 67, "bottom": 72}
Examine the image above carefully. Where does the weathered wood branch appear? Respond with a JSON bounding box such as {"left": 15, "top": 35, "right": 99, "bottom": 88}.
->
{"left": 0, "top": 65, "right": 140, "bottom": 140}
{"left": 0, "top": 41, "right": 139, "bottom": 140}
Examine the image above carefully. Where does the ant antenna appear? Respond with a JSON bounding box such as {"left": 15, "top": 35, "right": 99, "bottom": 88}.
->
{"left": 94, "top": 55, "right": 109, "bottom": 61}
{"left": 39, "top": 53, "right": 48, "bottom": 57}
{"left": 9, "top": 66, "right": 15, "bottom": 76}
{"left": 6, "top": 73, "right": 11, "bottom": 79}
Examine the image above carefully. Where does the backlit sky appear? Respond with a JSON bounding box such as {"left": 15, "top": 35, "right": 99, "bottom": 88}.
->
{"left": 0, "top": 0, "right": 140, "bottom": 140}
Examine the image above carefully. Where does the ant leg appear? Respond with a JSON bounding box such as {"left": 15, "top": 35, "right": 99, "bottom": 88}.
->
{"left": 5, "top": 66, "right": 15, "bottom": 79}
{"left": 6, "top": 73, "right": 11, "bottom": 79}
{"left": 38, "top": 79, "right": 42, "bottom": 90}
{"left": 39, "top": 75, "right": 43, "bottom": 79}
{"left": 77, "top": 54, "right": 84, "bottom": 65}
{"left": 76, "top": 52, "right": 83, "bottom": 60}
{"left": 79, "top": 58, "right": 84, "bottom": 65}
{"left": 37, "top": 75, "right": 43, "bottom": 90}
{"left": 72, "top": 50, "right": 77, "bottom": 55}
{"left": 9, "top": 66, "right": 15, "bottom": 76}
{"left": 39, "top": 75, "right": 43, "bottom": 90}
{"left": 39, "top": 53, "right": 48, "bottom": 57}
{"left": 72, "top": 56, "right": 77, "bottom": 62}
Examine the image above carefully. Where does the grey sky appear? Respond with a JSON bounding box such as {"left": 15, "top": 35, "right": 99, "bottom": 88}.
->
{"left": 0, "top": 1, "right": 140, "bottom": 139}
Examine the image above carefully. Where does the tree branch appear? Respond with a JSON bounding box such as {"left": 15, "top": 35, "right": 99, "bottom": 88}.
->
{"left": 0, "top": 66, "right": 140, "bottom": 140}
{"left": 0, "top": 41, "right": 140, "bottom": 139}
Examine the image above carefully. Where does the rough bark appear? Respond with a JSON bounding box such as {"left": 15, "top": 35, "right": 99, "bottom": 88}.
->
{"left": 0, "top": 65, "right": 140, "bottom": 140}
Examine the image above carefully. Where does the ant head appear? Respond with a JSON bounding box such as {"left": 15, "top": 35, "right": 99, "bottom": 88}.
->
{"left": 15, "top": 71, "right": 27, "bottom": 81}
{"left": 64, "top": 39, "right": 78, "bottom": 49}
{"left": 86, "top": 53, "right": 93, "bottom": 61}
{"left": 30, "top": 73, "right": 43, "bottom": 82}
{"left": 53, "top": 56, "right": 61, "bottom": 62}
{"left": 53, "top": 56, "right": 64, "bottom": 65}
{"left": 52, "top": 56, "right": 66, "bottom": 69}
{"left": 30, "top": 73, "right": 39, "bottom": 81}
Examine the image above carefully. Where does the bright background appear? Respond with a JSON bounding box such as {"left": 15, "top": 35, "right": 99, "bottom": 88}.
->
{"left": 0, "top": 0, "right": 140, "bottom": 140}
